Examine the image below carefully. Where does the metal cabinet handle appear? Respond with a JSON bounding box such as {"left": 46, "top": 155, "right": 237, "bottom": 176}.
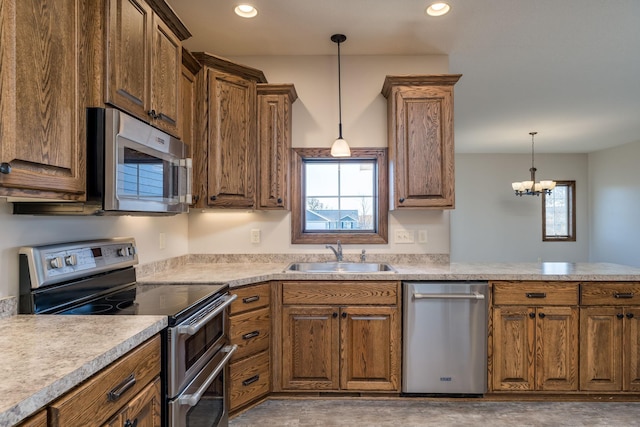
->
{"left": 0, "top": 162, "right": 11, "bottom": 174}
{"left": 614, "top": 292, "right": 634, "bottom": 299}
{"left": 617, "top": 313, "right": 624, "bottom": 319}
{"left": 124, "top": 419, "right": 138, "bottom": 427}
{"left": 399, "top": 198, "right": 405, "bottom": 203}
{"left": 107, "top": 373, "right": 136, "bottom": 402}
{"left": 413, "top": 292, "right": 485, "bottom": 300}
{"left": 242, "top": 330, "right": 260, "bottom": 340}
{"left": 243, "top": 295, "right": 260, "bottom": 304}
{"left": 529, "top": 312, "right": 536, "bottom": 319}
{"left": 177, "top": 294, "right": 237, "bottom": 335}
{"left": 341, "top": 312, "right": 347, "bottom": 319}
{"left": 627, "top": 313, "right": 635, "bottom": 319}
{"left": 332, "top": 312, "right": 338, "bottom": 318}
{"left": 147, "top": 109, "right": 158, "bottom": 119}
{"left": 538, "top": 312, "right": 546, "bottom": 318}
{"left": 210, "top": 195, "right": 217, "bottom": 201}
{"left": 277, "top": 197, "right": 283, "bottom": 204}
{"left": 526, "top": 292, "right": 547, "bottom": 299}
{"left": 242, "top": 375, "right": 260, "bottom": 386}
{"left": 178, "top": 345, "right": 237, "bottom": 407}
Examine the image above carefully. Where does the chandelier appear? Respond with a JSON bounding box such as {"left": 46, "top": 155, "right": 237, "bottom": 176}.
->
{"left": 511, "top": 132, "right": 556, "bottom": 196}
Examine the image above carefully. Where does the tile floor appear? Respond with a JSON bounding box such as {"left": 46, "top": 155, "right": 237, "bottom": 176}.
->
{"left": 230, "top": 398, "right": 640, "bottom": 426}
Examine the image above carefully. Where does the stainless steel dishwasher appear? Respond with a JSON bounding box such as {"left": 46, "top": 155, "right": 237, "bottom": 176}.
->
{"left": 402, "top": 281, "right": 488, "bottom": 394}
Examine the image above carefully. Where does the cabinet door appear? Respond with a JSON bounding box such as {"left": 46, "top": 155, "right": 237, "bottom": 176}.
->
{"left": 0, "top": 0, "right": 85, "bottom": 198}
{"left": 579, "top": 307, "right": 623, "bottom": 391}
{"left": 535, "top": 306, "right": 578, "bottom": 391}
{"left": 103, "top": 377, "right": 161, "bottom": 427}
{"left": 150, "top": 13, "right": 181, "bottom": 137}
{"left": 492, "top": 306, "right": 535, "bottom": 391}
{"left": 206, "top": 69, "right": 257, "bottom": 208}
{"left": 257, "top": 86, "right": 295, "bottom": 210}
{"left": 281, "top": 306, "right": 339, "bottom": 390}
{"left": 106, "top": 0, "right": 152, "bottom": 121}
{"left": 624, "top": 307, "right": 640, "bottom": 391}
{"left": 388, "top": 85, "right": 455, "bottom": 209}
{"left": 180, "top": 63, "right": 196, "bottom": 148}
{"left": 340, "top": 306, "right": 400, "bottom": 391}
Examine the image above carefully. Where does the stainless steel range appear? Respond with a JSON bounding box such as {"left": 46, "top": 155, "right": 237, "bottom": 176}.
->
{"left": 19, "top": 237, "right": 237, "bottom": 427}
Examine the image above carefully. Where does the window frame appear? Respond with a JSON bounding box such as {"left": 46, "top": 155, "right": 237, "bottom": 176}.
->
{"left": 291, "top": 148, "right": 388, "bottom": 244}
{"left": 542, "top": 180, "right": 576, "bottom": 242}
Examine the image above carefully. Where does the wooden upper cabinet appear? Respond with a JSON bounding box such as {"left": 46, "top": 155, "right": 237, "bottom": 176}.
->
{"left": 180, "top": 48, "right": 201, "bottom": 150}
{"left": 381, "top": 75, "right": 461, "bottom": 209}
{"left": 106, "top": 0, "right": 188, "bottom": 138}
{"left": 257, "top": 84, "right": 297, "bottom": 210}
{"left": 0, "top": 0, "right": 87, "bottom": 199}
{"left": 192, "top": 53, "right": 267, "bottom": 209}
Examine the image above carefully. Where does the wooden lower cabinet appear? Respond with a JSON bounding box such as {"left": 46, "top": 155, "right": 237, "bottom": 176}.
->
{"left": 103, "top": 378, "right": 161, "bottom": 427}
{"left": 490, "top": 282, "right": 579, "bottom": 392}
{"left": 580, "top": 306, "right": 640, "bottom": 391}
{"left": 16, "top": 410, "right": 47, "bottom": 427}
{"left": 492, "top": 306, "right": 578, "bottom": 391}
{"left": 229, "top": 283, "right": 272, "bottom": 413}
{"left": 277, "top": 281, "right": 401, "bottom": 393}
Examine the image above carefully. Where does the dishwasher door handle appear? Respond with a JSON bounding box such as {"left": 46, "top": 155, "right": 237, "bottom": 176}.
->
{"left": 413, "top": 292, "right": 485, "bottom": 300}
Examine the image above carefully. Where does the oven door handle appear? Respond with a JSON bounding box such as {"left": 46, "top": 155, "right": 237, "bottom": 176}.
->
{"left": 177, "top": 294, "right": 237, "bottom": 336}
{"left": 178, "top": 344, "right": 238, "bottom": 407}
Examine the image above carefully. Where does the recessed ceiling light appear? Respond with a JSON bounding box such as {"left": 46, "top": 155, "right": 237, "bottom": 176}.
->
{"left": 426, "top": 2, "right": 451, "bottom": 17}
{"left": 235, "top": 4, "right": 258, "bottom": 18}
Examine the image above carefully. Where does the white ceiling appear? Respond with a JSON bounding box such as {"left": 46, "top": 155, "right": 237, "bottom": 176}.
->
{"left": 167, "top": 0, "right": 640, "bottom": 154}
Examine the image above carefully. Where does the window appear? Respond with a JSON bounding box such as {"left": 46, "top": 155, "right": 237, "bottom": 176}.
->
{"left": 542, "top": 180, "right": 576, "bottom": 241}
{"left": 291, "top": 148, "right": 388, "bottom": 244}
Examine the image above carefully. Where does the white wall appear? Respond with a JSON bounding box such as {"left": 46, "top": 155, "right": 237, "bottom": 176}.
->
{"left": 0, "top": 199, "right": 189, "bottom": 298}
{"left": 188, "top": 55, "right": 453, "bottom": 256}
{"left": 589, "top": 140, "right": 640, "bottom": 267}
{"left": 451, "top": 153, "right": 589, "bottom": 262}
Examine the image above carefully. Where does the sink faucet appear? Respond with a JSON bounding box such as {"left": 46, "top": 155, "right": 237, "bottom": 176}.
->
{"left": 326, "top": 240, "right": 343, "bottom": 262}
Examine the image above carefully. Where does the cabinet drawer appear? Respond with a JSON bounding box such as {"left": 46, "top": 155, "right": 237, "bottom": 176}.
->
{"left": 16, "top": 410, "right": 47, "bottom": 427}
{"left": 581, "top": 282, "right": 640, "bottom": 305}
{"left": 231, "top": 283, "right": 271, "bottom": 314}
{"left": 493, "top": 282, "right": 579, "bottom": 305}
{"left": 49, "top": 335, "right": 161, "bottom": 427}
{"left": 230, "top": 306, "right": 270, "bottom": 361}
{"left": 282, "top": 281, "right": 398, "bottom": 305}
{"left": 230, "top": 350, "right": 270, "bottom": 411}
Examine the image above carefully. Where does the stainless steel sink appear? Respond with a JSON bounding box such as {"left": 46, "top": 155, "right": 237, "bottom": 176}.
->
{"left": 284, "top": 262, "right": 396, "bottom": 273}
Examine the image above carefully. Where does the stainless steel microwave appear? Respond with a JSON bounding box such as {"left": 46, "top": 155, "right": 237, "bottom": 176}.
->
{"left": 14, "top": 108, "right": 192, "bottom": 215}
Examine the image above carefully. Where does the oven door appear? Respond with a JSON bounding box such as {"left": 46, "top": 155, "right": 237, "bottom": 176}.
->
{"left": 168, "top": 294, "right": 237, "bottom": 398}
{"left": 169, "top": 344, "right": 237, "bottom": 427}
{"left": 102, "top": 108, "right": 192, "bottom": 213}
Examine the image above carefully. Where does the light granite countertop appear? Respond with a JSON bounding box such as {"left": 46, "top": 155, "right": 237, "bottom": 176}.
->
{"left": 137, "top": 261, "right": 640, "bottom": 287}
{"left": 0, "top": 315, "right": 167, "bottom": 426}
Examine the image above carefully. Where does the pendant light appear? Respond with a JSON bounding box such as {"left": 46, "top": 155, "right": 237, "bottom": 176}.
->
{"left": 512, "top": 132, "right": 556, "bottom": 196}
{"left": 330, "top": 34, "right": 351, "bottom": 157}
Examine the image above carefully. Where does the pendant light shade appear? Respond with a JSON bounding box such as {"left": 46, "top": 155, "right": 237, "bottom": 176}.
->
{"left": 330, "top": 34, "right": 351, "bottom": 157}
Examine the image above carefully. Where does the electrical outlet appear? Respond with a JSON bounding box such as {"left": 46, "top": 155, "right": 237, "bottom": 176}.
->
{"left": 159, "top": 232, "right": 166, "bottom": 250}
{"left": 250, "top": 229, "right": 261, "bottom": 244}
{"left": 394, "top": 229, "right": 414, "bottom": 244}
{"left": 418, "top": 230, "right": 428, "bottom": 244}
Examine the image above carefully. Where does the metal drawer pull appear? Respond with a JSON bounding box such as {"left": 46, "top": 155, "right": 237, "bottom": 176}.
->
{"left": 614, "top": 292, "right": 634, "bottom": 299}
{"left": 179, "top": 345, "right": 238, "bottom": 407}
{"left": 242, "top": 375, "right": 260, "bottom": 386}
{"left": 242, "top": 330, "right": 260, "bottom": 340}
{"left": 413, "top": 292, "right": 485, "bottom": 300}
{"left": 177, "top": 294, "right": 237, "bottom": 336}
{"left": 107, "top": 373, "right": 136, "bottom": 402}
{"left": 243, "top": 295, "right": 260, "bottom": 304}
{"left": 526, "top": 292, "right": 547, "bottom": 298}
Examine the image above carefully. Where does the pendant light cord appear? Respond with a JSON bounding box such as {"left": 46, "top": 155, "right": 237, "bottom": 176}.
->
{"left": 337, "top": 39, "right": 343, "bottom": 139}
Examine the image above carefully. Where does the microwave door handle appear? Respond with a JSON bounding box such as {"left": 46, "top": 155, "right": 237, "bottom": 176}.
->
{"left": 179, "top": 158, "right": 193, "bottom": 204}
{"left": 178, "top": 344, "right": 238, "bottom": 407}
{"left": 177, "top": 293, "right": 237, "bottom": 336}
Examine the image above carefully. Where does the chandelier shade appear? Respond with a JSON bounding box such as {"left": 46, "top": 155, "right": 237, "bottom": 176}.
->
{"left": 512, "top": 132, "right": 556, "bottom": 196}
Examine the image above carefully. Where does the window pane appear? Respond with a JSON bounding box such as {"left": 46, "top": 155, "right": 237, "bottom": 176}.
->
{"left": 543, "top": 181, "right": 575, "bottom": 241}
{"left": 303, "top": 160, "right": 376, "bottom": 232}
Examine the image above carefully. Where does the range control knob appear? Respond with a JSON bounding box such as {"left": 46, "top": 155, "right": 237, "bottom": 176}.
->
{"left": 49, "top": 257, "right": 64, "bottom": 269}
{"left": 65, "top": 254, "right": 78, "bottom": 266}
{"left": 117, "top": 247, "right": 132, "bottom": 257}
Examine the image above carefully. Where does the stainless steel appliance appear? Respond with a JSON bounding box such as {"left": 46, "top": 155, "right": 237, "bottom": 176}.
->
{"left": 402, "top": 281, "right": 488, "bottom": 395}
{"left": 13, "top": 108, "right": 192, "bottom": 215}
{"left": 19, "top": 237, "right": 236, "bottom": 427}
